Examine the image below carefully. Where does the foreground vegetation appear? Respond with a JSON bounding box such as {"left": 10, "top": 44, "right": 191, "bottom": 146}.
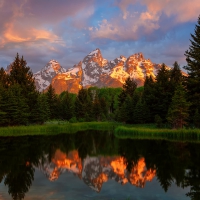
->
{"left": 1, "top": 121, "right": 200, "bottom": 144}
{"left": 0, "top": 122, "right": 118, "bottom": 137}
{"left": 115, "top": 125, "right": 200, "bottom": 142}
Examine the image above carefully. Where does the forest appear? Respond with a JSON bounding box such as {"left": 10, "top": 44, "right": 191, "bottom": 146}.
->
{"left": 0, "top": 15, "right": 200, "bottom": 129}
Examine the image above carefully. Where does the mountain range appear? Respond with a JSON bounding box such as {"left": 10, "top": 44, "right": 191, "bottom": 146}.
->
{"left": 33, "top": 49, "right": 167, "bottom": 94}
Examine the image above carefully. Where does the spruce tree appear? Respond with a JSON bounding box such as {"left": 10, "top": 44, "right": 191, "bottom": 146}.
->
{"left": 154, "top": 64, "right": 171, "bottom": 121}
{"left": 167, "top": 84, "right": 190, "bottom": 129}
{"left": 5, "top": 84, "right": 29, "bottom": 125}
{"left": 0, "top": 84, "right": 7, "bottom": 125}
{"left": 193, "top": 109, "right": 200, "bottom": 128}
{"left": 118, "top": 77, "right": 137, "bottom": 107}
{"left": 184, "top": 15, "right": 200, "bottom": 114}
{"left": 170, "top": 61, "right": 183, "bottom": 85}
{"left": 134, "top": 98, "right": 149, "bottom": 124}
{"left": 59, "top": 91, "right": 75, "bottom": 120}
{"left": 75, "top": 88, "right": 93, "bottom": 121}
{"left": 9, "top": 54, "right": 39, "bottom": 123}
{"left": 93, "top": 95, "right": 102, "bottom": 121}
{"left": 0, "top": 67, "right": 8, "bottom": 88}
{"left": 46, "top": 84, "right": 58, "bottom": 120}
{"left": 31, "top": 94, "right": 50, "bottom": 124}
{"left": 143, "top": 75, "right": 156, "bottom": 121}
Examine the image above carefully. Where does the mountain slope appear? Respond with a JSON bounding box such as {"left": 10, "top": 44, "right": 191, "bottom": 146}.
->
{"left": 34, "top": 49, "right": 168, "bottom": 94}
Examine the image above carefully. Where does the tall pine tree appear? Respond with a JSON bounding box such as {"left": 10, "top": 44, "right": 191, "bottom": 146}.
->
{"left": 46, "top": 84, "right": 58, "bottom": 120}
{"left": 184, "top": 15, "right": 200, "bottom": 114}
{"left": 167, "top": 84, "right": 190, "bottom": 129}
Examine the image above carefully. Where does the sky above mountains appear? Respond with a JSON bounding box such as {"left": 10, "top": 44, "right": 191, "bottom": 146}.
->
{"left": 0, "top": 0, "right": 199, "bottom": 72}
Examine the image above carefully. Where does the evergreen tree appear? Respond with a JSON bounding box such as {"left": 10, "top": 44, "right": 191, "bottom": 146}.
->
{"left": 170, "top": 61, "right": 183, "bottom": 85}
{"left": 167, "top": 84, "right": 190, "bottom": 129}
{"left": 0, "top": 84, "right": 7, "bottom": 125}
{"left": 117, "top": 101, "right": 128, "bottom": 123}
{"left": 154, "top": 64, "right": 171, "bottom": 121}
{"left": 9, "top": 54, "right": 38, "bottom": 98}
{"left": 193, "top": 109, "right": 200, "bottom": 128}
{"left": 134, "top": 98, "right": 150, "bottom": 124}
{"left": 142, "top": 75, "right": 156, "bottom": 121}
{"left": 59, "top": 91, "right": 75, "bottom": 120}
{"left": 46, "top": 84, "right": 58, "bottom": 120}
{"left": 93, "top": 95, "right": 102, "bottom": 121}
{"left": 118, "top": 77, "right": 137, "bottom": 107}
{"left": 9, "top": 54, "right": 39, "bottom": 123}
{"left": 0, "top": 67, "right": 8, "bottom": 88}
{"left": 99, "top": 97, "right": 108, "bottom": 119}
{"left": 5, "top": 84, "right": 29, "bottom": 125}
{"left": 184, "top": 15, "right": 200, "bottom": 114}
{"left": 31, "top": 94, "right": 50, "bottom": 124}
{"left": 75, "top": 88, "right": 93, "bottom": 121}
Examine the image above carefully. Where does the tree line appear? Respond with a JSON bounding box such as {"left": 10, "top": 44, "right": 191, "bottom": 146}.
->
{"left": 0, "top": 15, "right": 200, "bottom": 129}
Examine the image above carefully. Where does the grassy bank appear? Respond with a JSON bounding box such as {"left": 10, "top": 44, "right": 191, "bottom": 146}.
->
{"left": 114, "top": 126, "right": 200, "bottom": 142}
{"left": 0, "top": 122, "right": 118, "bottom": 137}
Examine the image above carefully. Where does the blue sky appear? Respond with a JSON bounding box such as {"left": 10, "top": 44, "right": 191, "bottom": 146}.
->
{"left": 0, "top": 0, "right": 199, "bottom": 72}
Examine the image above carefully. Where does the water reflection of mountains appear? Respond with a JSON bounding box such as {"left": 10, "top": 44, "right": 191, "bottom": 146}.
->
{"left": 0, "top": 130, "right": 200, "bottom": 200}
{"left": 40, "top": 149, "right": 156, "bottom": 192}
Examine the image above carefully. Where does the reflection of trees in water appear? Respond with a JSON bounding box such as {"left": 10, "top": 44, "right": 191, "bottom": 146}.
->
{"left": 0, "top": 133, "right": 200, "bottom": 199}
{"left": 118, "top": 138, "right": 200, "bottom": 199}
{"left": 4, "top": 164, "right": 34, "bottom": 200}
{"left": 0, "top": 132, "right": 117, "bottom": 199}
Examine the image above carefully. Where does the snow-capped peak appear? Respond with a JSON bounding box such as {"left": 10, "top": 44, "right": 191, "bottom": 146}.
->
{"left": 88, "top": 48, "right": 101, "bottom": 56}
{"left": 33, "top": 60, "right": 66, "bottom": 92}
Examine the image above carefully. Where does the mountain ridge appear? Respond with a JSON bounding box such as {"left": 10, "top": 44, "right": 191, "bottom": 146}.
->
{"left": 33, "top": 49, "right": 169, "bottom": 94}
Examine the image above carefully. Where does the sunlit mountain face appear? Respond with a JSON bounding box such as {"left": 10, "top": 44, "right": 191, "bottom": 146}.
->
{"left": 38, "top": 149, "right": 156, "bottom": 192}
{"left": 33, "top": 49, "right": 168, "bottom": 94}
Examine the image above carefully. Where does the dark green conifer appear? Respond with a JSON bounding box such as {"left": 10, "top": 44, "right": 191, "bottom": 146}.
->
{"left": 184, "top": 15, "right": 200, "bottom": 113}
{"left": 31, "top": 94, "right": 50, "bottom": 124}
{"left": 75, "top": 88, "right": 93, "bottom": 121}
{"left": 154, "top": 63, "right": 171, "bottom": 121}
{"left": 46, "top": 84, "right": 58, "bottom": 120}
{"left": 170, "top": 61, "right": 183, "bottom": 85}
{"left": 0, "top": 84, "right": 7, "bottom": 125}
{"left": 134, "top": 98, "right": 149, "bottom": 124}
{"left": 167, "top": 84, "right": 190, "bottom": 129}
{"left": 193, "top": 109, "right": 200, "bottom": 128}
{"left": 0, "top": 67, "right": 8, "bottom": 88}
{"left": 118, "top": 77, "right": 137, "bottom": 107}
{"left": 59, "top": 91, "right": 75, "bottom": 120}
{"left": 143, "top": 75, "right": 156, "bottom": 122}
{"left": 6, "top": 84, "right": 29, "bottom": 125}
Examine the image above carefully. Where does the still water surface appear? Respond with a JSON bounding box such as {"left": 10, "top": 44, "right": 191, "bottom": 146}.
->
{"left": 0, "top": 130, "right": 199, "bottom": 200}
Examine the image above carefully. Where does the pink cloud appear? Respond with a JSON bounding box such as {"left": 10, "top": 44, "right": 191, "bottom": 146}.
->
{"left": 0, "top": 0, "right": 94, "bottom": 47}
{"left": 91, "top": 0, "right": 200, "bottom": 41}
{"left": 118, "top": 0, "right": 200, "bottom": 22}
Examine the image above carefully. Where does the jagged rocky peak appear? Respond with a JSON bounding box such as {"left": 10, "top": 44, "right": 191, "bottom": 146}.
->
{"left": 34, "top": 60, "right": 66, "bottom": 92}
{"left": 42, "top": 60, "right": 66, "bottom": 74}
{"left": 128, "top": 52, "right": 144, "bottom": 61}
{"left": 83, "top": 48, "right": 107, "bottom": 67}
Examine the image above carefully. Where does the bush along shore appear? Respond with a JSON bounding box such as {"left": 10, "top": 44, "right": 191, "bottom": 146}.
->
{"left": 114, "top": 126, "right": 200, "bottom": 142}
{"left": 0, "top": 122, "right": 118, "bottom": 137}
{"left": 1, "top": 121, "right": 200, "bottom": 143}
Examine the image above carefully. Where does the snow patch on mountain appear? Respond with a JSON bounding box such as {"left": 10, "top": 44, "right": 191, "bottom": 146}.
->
{"left": 34, "top": 60, "right": 66, "bottom": 92}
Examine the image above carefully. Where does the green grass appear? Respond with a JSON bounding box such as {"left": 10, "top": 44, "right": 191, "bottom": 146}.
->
{"left": 1, "top": 122, "right": 200, "bottom": 142}
{"left": 114, "top": 125, "right": 200, "bottom": 142}
{"left": 0, "top": 122, "right": 118, "bottom": 137}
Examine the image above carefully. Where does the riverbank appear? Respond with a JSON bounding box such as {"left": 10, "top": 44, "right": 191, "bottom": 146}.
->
{"left": 0, "top": 122, "right": 117, "bottom": 137}
{"left": 1, "top": 122, "right": 200, "bottom": 142}
{"left": 114, "top": 125, "right": 200, "bottom": 142}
